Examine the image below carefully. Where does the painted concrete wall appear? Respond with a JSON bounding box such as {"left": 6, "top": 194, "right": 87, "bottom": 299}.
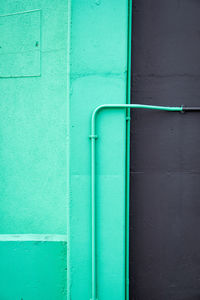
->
{"left": 0, "top": 240, "right": 67, "bottom": 299}
{"left": 0, "top": 1, "right": 69, "bottom": 298}
{"left": 0, "top": 0, "right": 129, "bottom": 299}
{"left": 0, "top": 0, "right": 69, "bottom": 234}
{"left": 130, "top": 1, "right": 200, "bottom": 299}
{"left": 69, "top": 1, "right": 129, "bottom": 299}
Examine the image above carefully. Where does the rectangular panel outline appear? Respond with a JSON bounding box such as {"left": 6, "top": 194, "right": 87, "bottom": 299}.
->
{"left": 0, "top": 9, "right": 42, "bottom": 78}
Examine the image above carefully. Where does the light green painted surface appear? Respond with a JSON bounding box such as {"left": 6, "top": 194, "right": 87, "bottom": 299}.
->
{"left": 0, "top": 241, "right": 67, "bottom": 299}
{"left": 0, "top": 10, "right": 41, "bottom": 77}
{"left": 0, "top": 0, "right": 130, "bottom": 299}
{"left": 0, "top": 0, "right": 69, "bottom": 298}
{"left": 69, "top": 1, "right": 129, "bottom": 299}
{"left": 0, "top": 0, "right": 68, "bottom": 234}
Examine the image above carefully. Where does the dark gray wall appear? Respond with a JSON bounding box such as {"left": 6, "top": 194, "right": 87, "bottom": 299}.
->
{"left": 130, "top": 1, "right": 200, "bottom": 299}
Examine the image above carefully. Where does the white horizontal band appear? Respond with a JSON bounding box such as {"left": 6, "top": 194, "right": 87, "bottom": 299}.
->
{"left": 0, "top": 234, "right": 67, "bottom": 242}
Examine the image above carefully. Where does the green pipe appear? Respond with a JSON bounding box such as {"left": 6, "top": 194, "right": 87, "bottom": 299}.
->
{"left": 125, "top": 1, "right": 133, "bottom": 299}
{"left": 89, "top": 104, "right": 183, "bottom": 300}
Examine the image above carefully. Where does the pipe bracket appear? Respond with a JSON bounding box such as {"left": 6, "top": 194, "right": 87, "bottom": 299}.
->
{"left": 89, "top": 135, "right": 98, "bottom": 139}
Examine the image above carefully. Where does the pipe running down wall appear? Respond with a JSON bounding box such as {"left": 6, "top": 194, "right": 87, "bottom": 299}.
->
{"left": 89, "top": 104, "right": 200, "bottom": 300}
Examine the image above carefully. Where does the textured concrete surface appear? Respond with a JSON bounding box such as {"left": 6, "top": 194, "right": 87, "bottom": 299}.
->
{"left": 130, "top": 0, "right": 200, "bottom": 299}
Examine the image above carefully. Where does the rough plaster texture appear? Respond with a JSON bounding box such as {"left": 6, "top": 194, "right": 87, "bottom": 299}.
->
{"left": 0, "top": 1, "right": 69, "bottom": 298}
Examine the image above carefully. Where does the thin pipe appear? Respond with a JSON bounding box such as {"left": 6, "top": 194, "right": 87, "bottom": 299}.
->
{"left": 125, "top": 1, "right": 133, "bottom": 299}
{"left": 182, "top": 106, "right": 200, "bottom": 111}
{"left": 89, "top": 104, "right": 183, "bottom": 300}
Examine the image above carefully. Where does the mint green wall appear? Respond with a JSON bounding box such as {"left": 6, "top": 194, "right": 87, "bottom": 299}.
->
{"left": 0, "top": 1, "right": 69, "bottom": 298}
{"left": 69, "top": 1, "right": 129, "bottom": 299}
{"left": 0, "top": 241, "right": 67, "bottom": 299}
{"left": 0, "top": 0, "right": 130, "bottom": 299}
{"left": 0, "top": 0, "right": 68, "bottom": 234}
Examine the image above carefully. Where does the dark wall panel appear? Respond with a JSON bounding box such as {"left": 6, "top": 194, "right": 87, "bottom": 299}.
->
{"left": 130, "top": 1, "right": 200, "bottom": 299}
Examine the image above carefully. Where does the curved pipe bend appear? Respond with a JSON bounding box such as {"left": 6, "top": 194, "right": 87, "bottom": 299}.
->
{"left": 91, "top": 104, "right": 183, "bottom": 139}
{"left": 90, "top": 103, "right": 183, "bottom": 300}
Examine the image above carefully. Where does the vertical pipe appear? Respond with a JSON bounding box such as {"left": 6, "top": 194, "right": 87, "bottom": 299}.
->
{"left": 125, "top": 1, "right": 133, "bottom": 299}
{"left": 67, "top": 1, "right": 71, "bottom": 299}
{"left": 91, "top": 135, "right": 97, "bottom": 300}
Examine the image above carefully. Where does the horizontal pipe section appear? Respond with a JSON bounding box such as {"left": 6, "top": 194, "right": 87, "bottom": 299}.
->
{"left": 91, "top": 104, "right": 183, "bottom": 138}
{"left": 182, "top": 106, "right": 200, "bottom": 112}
